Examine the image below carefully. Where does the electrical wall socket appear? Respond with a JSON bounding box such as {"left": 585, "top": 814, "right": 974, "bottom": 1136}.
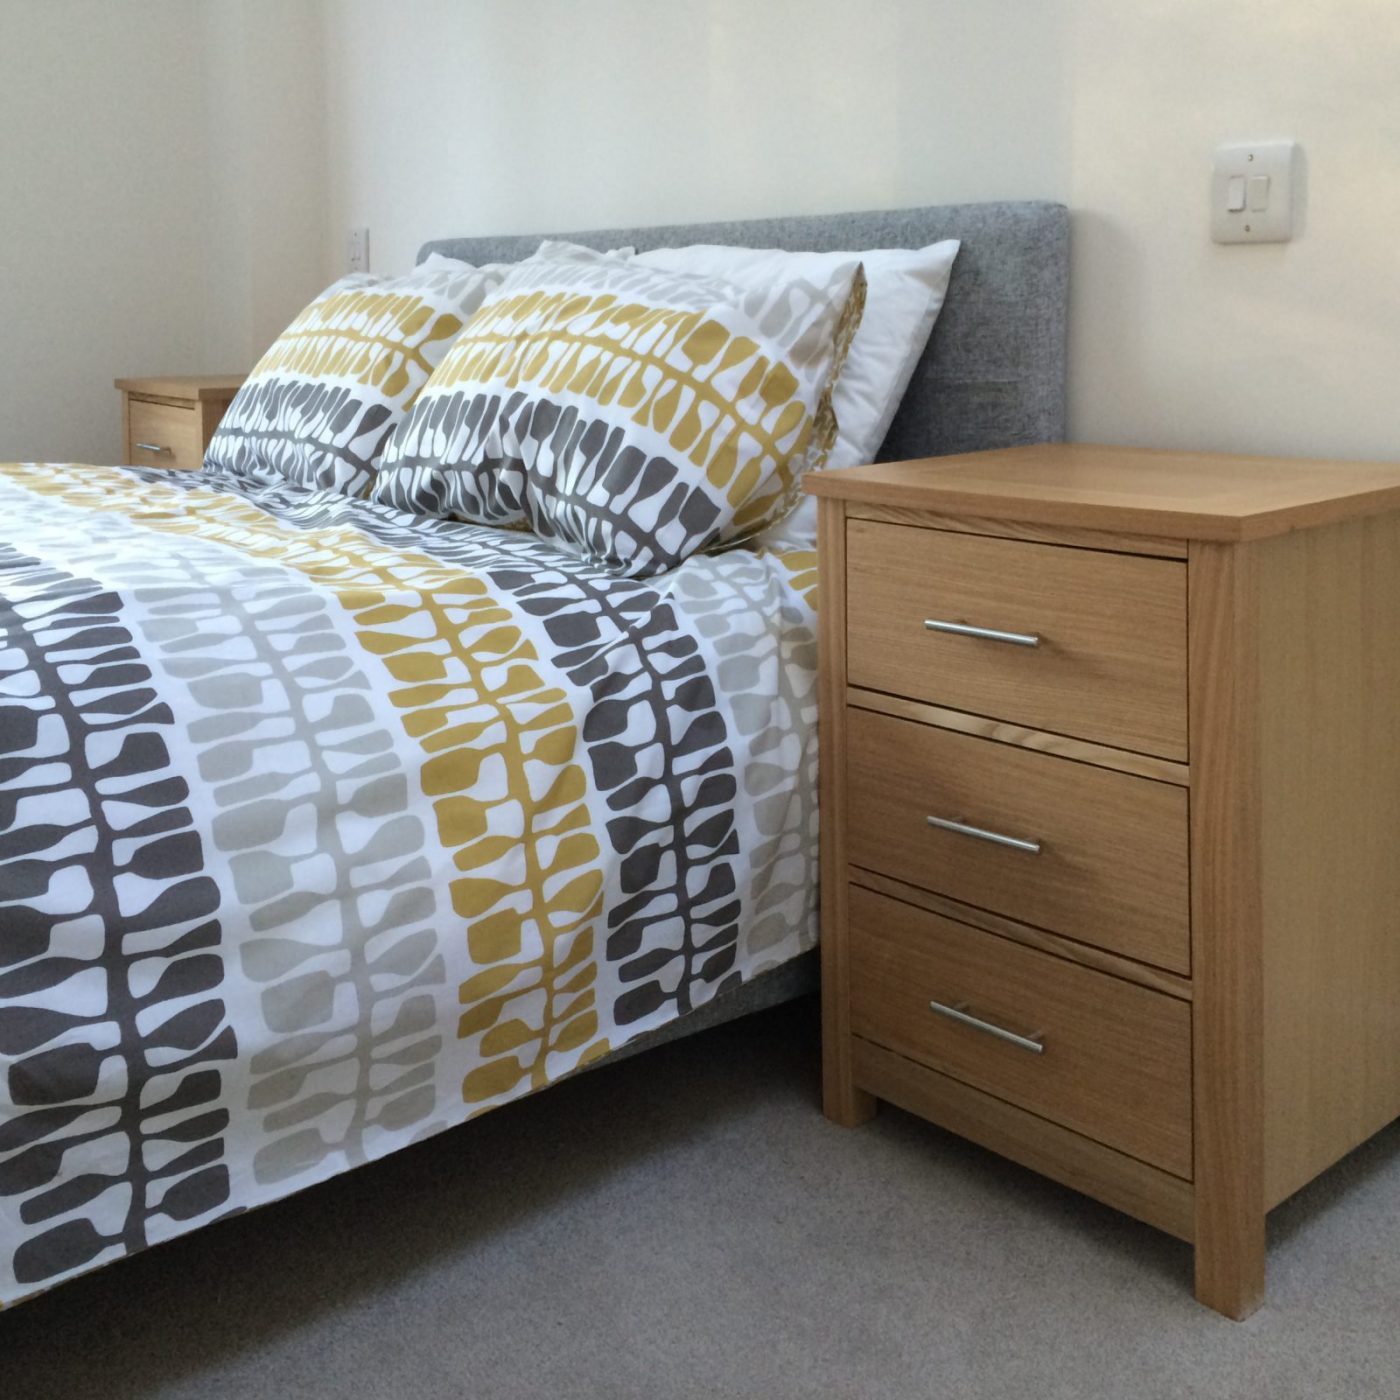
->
{"left": 348, "top": 227, "right": 370, "bottom": 272}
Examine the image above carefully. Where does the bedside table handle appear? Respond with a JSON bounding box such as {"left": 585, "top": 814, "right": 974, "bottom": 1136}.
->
{"left": 929, "top": 1000, "right": 1046, "bottom": 1054}
{"left": 924, "top": 618, "right": 1040, "bottom": 648}
{"left": 134, "top": 442, "right": 171, "bottom": 454}
{"left": 926, "top": 814, "right": 1042, "bottom": 855}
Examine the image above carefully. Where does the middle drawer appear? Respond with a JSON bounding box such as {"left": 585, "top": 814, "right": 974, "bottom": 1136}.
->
{"left": 846, "top": 707, "right": 1190, "bottom": 973}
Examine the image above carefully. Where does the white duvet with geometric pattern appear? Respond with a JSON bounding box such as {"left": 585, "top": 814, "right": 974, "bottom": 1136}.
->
{"left": 0, "top": 463, "right": 818, "bottom": 1307}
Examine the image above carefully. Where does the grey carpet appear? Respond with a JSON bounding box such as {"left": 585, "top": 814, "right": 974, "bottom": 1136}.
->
{"left": 3, "top": 998, "right": 1398, "bottom": 1400}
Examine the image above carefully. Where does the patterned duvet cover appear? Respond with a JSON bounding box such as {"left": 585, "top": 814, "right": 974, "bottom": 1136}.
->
{"left": 0, "top": 463, "right": 819, "bottom": 1307}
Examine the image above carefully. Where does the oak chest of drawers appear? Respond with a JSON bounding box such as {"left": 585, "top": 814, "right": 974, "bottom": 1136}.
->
{"left": 116, "top": 374, "right": 245, "bottom": 470}
{"left": 807, "top": 443, "right": 1400, "bottom": 1318}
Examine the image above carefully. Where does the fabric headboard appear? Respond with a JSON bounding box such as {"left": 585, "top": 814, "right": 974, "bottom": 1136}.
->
{"left": 418, "top": 201, "right": 1068, "bottom": 461}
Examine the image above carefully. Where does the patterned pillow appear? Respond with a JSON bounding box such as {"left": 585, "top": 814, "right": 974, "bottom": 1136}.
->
{"left": 635, "top": 240, "right": 961, "bottom": 547}
{"left": 204, "top": 255, "right": 504, "bottom": 496}
{"left": 371, "top": 243, "right": 866, "bottom": 576}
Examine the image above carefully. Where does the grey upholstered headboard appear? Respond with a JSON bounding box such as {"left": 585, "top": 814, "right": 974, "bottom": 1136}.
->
{"left": 419, "top": 201, "right": 1068, "bottom": 461}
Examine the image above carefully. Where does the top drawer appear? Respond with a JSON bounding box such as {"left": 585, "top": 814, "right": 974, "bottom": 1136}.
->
{"left": 846, "top": 520, "right": 1188, "bottom": 761}
{"left": 127, "top": 397, "right": 204, "bottom": 470}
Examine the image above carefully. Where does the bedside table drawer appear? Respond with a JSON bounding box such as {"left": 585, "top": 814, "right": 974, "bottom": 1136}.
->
{"left": 127, "top": 397, "right": 204, "bottom": 469}
{"left": 847, "top": 707, "right": 1190, "bottom": 973}
{"left": 848, "top": 885, "right": 1193, "bottom": 1177}
{"left": 846, "top": 520, "right": 1187, "bottom": 761}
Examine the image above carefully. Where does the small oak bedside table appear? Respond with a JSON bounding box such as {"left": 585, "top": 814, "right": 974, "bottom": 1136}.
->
{"left": 115, "top": 374, "right": 245, "bottom": 470}
{"left": 807, "top": 442, "right": 1400, "bottom": 1319}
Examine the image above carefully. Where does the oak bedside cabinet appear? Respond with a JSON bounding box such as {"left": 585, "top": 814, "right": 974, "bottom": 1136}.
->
{"left": 806, "top": 443, "right": 1400, "bottom": 1319}
{"left": 116, "top": 374, "right": 245, "bottom": 470}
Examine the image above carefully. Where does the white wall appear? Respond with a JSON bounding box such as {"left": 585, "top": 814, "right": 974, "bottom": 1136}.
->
{"left": 1, "top": 1, "right": 207, "bottom": 462}
{"left": 5, "top": 1, "right": 1397, "bottom": 467}
{"left": 322, "top": 0, "right": 1068, "bottom": 276}
{"left": 321, "top": 0, "right": 1400, "bottom": 465}
{"left": 199, "top": 0, "right": 330, "bottom": 377}
{"left": 0, "top": 0, "right": 327, "bottom": 464}
{"left": 1067, "top": 0, "right": 1400, "bottom": 461}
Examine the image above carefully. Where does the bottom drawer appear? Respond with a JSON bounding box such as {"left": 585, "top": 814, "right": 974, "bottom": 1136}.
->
{"left": 851, "top": 1036, "right": 1195, "bottom": 1241}
{"left": 848, "top": 884, "right": 1193, "bottom": 1178}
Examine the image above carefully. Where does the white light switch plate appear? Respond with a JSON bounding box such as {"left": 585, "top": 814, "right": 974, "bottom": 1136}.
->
{"left": 348, "top": 226, "right": 370, "bottom": 272}
{"left": 1212, "top": 141, "right": 1297, "bottom": 244}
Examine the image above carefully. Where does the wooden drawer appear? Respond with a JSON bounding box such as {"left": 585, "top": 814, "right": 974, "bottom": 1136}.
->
{"left": 127, "top": 397, "right": 203, "bottom": 469}
{"left": 848, "top": 885, "right": 1193, "bottom": 1177}
{"left": 846, "top": 520, "right": 1188, "bottom": 761}
{"left": 847, "top": 707, "right": 1190, "bottom": 973}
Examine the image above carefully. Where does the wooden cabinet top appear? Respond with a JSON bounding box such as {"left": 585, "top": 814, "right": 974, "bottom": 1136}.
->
{"left": 115, "top": 375, "right": 246, "bottom": 402}
{"left": 805, "top": 442, "right": 1400, "bottom": 542}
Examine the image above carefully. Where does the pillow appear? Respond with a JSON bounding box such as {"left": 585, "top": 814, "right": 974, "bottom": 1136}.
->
{"left": 372, "top": 244, "right": 866, "bottom": 577}
{"left": 204, "top": 254, "right": 505, "bottom": 496}
{"left": 533, "top": 238, "right": 638, "bottom": 261}
{"left": 634, "top": 240, "right": 960, "bottom": 544}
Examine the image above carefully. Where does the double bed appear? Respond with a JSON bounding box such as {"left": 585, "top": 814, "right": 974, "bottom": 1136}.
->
{"left": 0, "top": 200, "right": 1068, "bottom": 1307}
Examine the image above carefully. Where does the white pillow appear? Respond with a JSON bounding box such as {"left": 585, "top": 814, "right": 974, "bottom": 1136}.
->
{"left": 533, "top": 238, "right": 637, "bottom": 261}
{"left": 633, "top": 239, "right": 960, "bottom": 544}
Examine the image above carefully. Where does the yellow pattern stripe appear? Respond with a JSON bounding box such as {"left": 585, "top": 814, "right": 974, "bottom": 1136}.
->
{"left": 250, "top": 289, "right": 464, "bottom": 399}
{"left": 764, "top": 546, "right": 819, "bottom": 611}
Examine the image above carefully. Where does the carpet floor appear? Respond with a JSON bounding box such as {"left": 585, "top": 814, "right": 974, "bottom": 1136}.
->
{"left": 3, "top": 997, "right": 1398, "bottom": 1400}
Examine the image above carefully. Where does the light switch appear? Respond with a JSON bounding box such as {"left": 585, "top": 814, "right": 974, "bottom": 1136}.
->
{"left": 1211, "top": 140, "right": 1297, "bottom": 244}
{"left": 347, "top": 226, "right": 371, "bottom": 273}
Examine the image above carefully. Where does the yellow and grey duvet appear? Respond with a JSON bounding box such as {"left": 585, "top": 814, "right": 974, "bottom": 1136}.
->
{"left": 0, "top": 463, "right": 818, "bottom": 1306}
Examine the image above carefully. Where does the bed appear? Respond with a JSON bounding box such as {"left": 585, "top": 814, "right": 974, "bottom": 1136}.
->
{"left": 0, "top": 200, "right": 1068, "bottom": 1307}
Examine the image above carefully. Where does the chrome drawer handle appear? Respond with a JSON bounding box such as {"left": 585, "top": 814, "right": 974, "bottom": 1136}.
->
{"left": 924, "top": 618, "right": 1040, "bottom": 648}
{"left": 930, "top": 1000, "right": 1045, "bottom": 1054}
{"left": 134, "top": 442, "right": 171, "bottom": 454}
{"left": 926, "top": 814, "right": 1041, "bottom": 855}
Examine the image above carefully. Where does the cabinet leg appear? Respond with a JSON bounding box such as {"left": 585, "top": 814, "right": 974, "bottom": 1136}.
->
{"left": 1187, "top": 539, "right": 1266, "bottom": 1320}
{"left": 823, "top": 1036, "right": 877, "bottom": 1127}
{"left": 1193, "top": 1206, "right": 1265, "bottom": 1320}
